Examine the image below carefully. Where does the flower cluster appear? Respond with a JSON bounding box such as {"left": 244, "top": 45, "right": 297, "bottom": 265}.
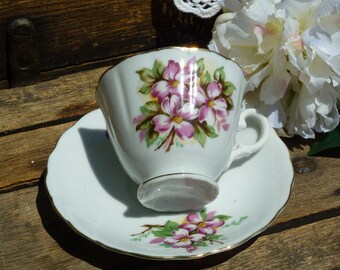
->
{"left": 149, "top": 211, "right": 229, "bottom": 252}
{"left": 209, "top": 0, "right": 340, "bottom": 138}
{"left": 133, "top": 57, "right": 236, "bottom": 151}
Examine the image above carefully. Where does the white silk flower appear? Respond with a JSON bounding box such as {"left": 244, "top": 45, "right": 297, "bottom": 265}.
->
{"left": 209, "top": 0, "right": 340, "bottom": 138}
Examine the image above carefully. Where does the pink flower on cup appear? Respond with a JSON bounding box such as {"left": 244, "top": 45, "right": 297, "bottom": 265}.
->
{"left": 152, "top": 95, "right": 198, "bottom": 140}
{"left": 196, "top": 81, "right": 229, "bottom": 127}
{"left": 134, "top": 57, "right": 235, "bottom": 151}
{"left": 151, "top": 58, "right": 194, "bottom": 101}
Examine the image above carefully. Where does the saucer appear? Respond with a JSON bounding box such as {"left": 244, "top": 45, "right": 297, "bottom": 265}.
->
{"left": 46, "top": 109, "right": 294, "bottom": 260}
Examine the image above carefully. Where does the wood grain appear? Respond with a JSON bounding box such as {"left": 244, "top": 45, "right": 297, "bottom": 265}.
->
{"left": 0, "top": 185, "right": 338, "bottom": 269}
{"left": 0, "top": 116, "right": 339, "bottom": 230}
{"left": 0, "top": 121, "right": 75, "bottom": 189}
{"left": 0, "top": 67, "right": 104, "bottom": 134}
{"left": 0, "top": 0, "right": 217, "bottom": 84}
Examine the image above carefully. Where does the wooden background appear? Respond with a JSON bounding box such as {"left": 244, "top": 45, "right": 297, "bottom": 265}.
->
{"left": 0, "top": 0, "right": 217, "bottom": 88}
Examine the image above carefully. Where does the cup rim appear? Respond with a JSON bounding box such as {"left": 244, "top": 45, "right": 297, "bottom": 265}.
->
{"left": 95, "top": 46, "right": 244, "bottom": 95}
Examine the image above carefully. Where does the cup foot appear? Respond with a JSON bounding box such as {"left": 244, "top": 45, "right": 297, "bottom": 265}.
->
{"left": 137, "top": 174, "right": 219, "bottom": 212}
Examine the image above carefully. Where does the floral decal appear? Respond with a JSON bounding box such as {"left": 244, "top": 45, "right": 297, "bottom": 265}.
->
{"left": 133, "top": 57, "right": 236, "bottom": 152}
{"left": 131, "top": 210, "right": 248, "bottom": 253}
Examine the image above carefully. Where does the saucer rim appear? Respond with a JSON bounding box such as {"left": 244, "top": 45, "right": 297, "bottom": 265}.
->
{"left": 45, "top": 178, "right": 295, "bottom": 261}
{"left": 45, "top": 109, "right": 294, "bottom": 261}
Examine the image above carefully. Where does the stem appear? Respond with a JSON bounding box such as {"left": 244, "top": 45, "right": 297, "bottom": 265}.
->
{"left": 155, "top": 128, "right": 175, "bottom": 151}
{"left": 209, "top": 239, "right": 223, "bottom": 245}
{"left": 130, "top": 224, "right": 165, "bottom": 236}
{"left": 165, "top": 129, "right": 176, "bottom": 152}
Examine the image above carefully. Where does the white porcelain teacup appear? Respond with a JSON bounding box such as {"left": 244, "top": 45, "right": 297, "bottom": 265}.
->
{"left": 96, "top": 47, "right": 269, "bottom": 212}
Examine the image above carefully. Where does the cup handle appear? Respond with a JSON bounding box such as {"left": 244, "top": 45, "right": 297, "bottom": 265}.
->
{"left": 225, "top": 109, "right": 270, "bottom": 171}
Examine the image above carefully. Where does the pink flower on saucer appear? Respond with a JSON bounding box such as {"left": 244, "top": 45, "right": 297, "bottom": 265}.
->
{"left": 184, "top": 211, "right": 225, "bottom": 235}
{"left": 163, "top": 228, "right": 205, "bottom": 251}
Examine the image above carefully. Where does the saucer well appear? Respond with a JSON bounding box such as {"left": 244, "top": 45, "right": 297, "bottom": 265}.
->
{"left": 46, "top": 109, "right": 294, "bottom": 260}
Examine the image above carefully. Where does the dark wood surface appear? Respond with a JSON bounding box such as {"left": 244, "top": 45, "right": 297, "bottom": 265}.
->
{"left": 0, "top": 0, "right": 216, "bottom": 88}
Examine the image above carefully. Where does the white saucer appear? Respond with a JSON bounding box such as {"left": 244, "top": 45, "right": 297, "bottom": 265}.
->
{"left": 46, "top": 109, "right": 294, "bottom": 260}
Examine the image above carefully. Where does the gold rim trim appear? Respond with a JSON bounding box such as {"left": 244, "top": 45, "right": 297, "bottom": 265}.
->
{"left": 95, "top": 46, "right": 244, "bottom": 96}
{"left": 45, "top": 174, "right": 295, "bottom": 261}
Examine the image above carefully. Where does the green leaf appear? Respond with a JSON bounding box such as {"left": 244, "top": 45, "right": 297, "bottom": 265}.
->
{"left": 214, "top": 215, "right": 231, "bottom": 221}
{"left": 152, "top": 60, "right": 165, "bottom": 79}
{"left": 308, "top": 124, "right": 340, "bottom": 157}
{"left": 138, "top": 83, "right": 152, "bottom": 95}
{"left": 194, "top": 124, "right": 207, "bottom": 148}
{"left": 196, "top": 58, "right": 205, "bottom": 76}
{"left": 193, "top": 241, "right": 207, "bottom": 247}
{"left": 137, "top": 68, "right": 155, "bottom": 83}
{"left": 224, "top": 96, "right": 234, "bottom": 110}
{"left": 230, "top": 216, "right": 248, "bottom": 226}
{"left": 152, "top": 230, "right": 167, "bottom": 238}
{"left": 140, "top": 101, "right": 161, "bottom": 116}
{"left": 200, "top": 122, "right": 218, "bottom": 138}
{"left": 207, "top": 234, "right": 224, "bottom": 240}
{"left": 159, "top": 243, "right": 172, "bottom": 248}
{"left": 175, "top": 141, "right": 184, "bottom": 148}
{"left": 200, "top": 210, "right": 207, "bottom": 221}
{"left": 214, "top": 67, "right": 226, "bottom": 82}
{"left": 223, "top": 81, "right": 236, "bottom": 96}
{"left": 135, "top": 118, "right": 151, "bottom": 131}
{"left": 200, "top": 71, "right": 211, "bottom": 87}
{"left": 165, "top": 220, "right": 179, "bottom": 231}
{"left": 145, "top": 127, "right": 159, "bottom": 147}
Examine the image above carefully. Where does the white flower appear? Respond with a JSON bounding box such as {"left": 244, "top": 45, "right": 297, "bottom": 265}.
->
{"left": 209, "top": 0, "right": 340, "bottom": 138}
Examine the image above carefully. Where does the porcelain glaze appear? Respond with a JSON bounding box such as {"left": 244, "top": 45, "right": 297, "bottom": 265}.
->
{"left": 96, "top": 47, "right": 269, "bottom": 212}
{"left": 46, "top": 109, "right": 294, "bottom": 260}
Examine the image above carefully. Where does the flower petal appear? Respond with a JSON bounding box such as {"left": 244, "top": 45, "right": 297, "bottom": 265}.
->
{"left": 178, "top": 103, "right": 199, "bottom": 120}
{"left": 152, "top": 115, "right": 173, "bottom": 133}
{"left": 206, "top": 218, "right": 225, "bottom": 228}
{"left": 186, "top": 213, "right": 201, "bottom": 223}
{"left": 189, "top": 233, "right": 206, "bottom": 242}
{"left": 213, "top": 98, "right": 228, "bottom": 118}
{"left": 161, "top": 95, "right": 180, "bottom": 116}
{"left": 206, "top": 211, "right": 217, "bottom": 220}
{"left": 172, "top": 239, "right": 192, "bottom": 248}
{"left": 169, "top": 95, "right": 181, "bottom": 115}
{"left": 185, "top": 85, "right": 207, "bottom": 106}
{"left": 207, "top": 81, "right": 222, "bottom": 98}
{"left": 133, "top": 114, "right": 145, "bottom": 124}
{"left": 163, "top": 60, "right": 180, "bottom": 81}
{"left": 150, "top": 237, "right": 164, "bottom": 244}
{"left": 174, "top": 121, "right": 195, "bottom": 139}
{"left": 198, "top": 105, "right": 216, "bottom": 126}
{"left": 180, "top": 223, "right": 197, "bottom": 232}
{"left": 260, "top": 70, "right": 290, "bottom": 105}
{"left": 151, "top": 80, "right": 170, "bottom": 100}
{"left": 198, "top": 226, "right": 216, "bottom": 235}
{"left": 164, "top": 237, "right": 179, "bottom": 245}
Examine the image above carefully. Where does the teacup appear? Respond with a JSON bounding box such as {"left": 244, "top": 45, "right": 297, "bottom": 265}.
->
{"left": 96, "top": 47, "right": 269, "bottom": 212}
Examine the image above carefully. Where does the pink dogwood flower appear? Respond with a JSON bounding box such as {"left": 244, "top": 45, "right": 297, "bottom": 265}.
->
{"left": 163, "top": 228, "right": 205, "bottom": 251}
{"left": 152, "top": 95, "right": 198, "bottom": 140}
{"left": 185, "top": 211, "right": 225, "bottom": 235}
{"left": 195, "top": 81, "right": 228, "bottom": 127}
{"left": 151, "top": 58, "right": 196, "bottom": 101}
